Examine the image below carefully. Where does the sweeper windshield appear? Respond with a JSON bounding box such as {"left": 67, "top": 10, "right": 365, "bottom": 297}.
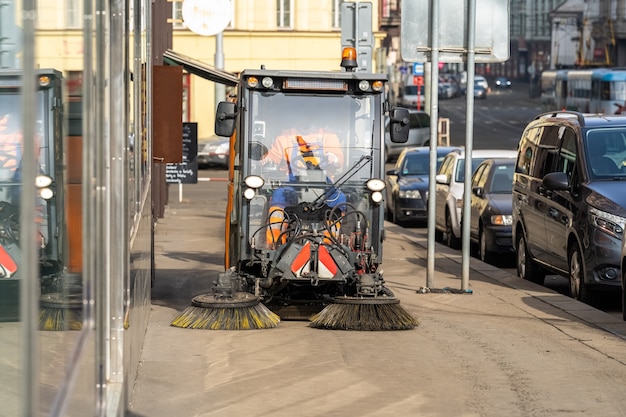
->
{"left": 243, "top": 92, "right": 384, "bottom": 248}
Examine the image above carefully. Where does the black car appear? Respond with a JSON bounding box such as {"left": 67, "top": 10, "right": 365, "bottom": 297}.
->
{"left": 468, "top": 158, "right": 515, "bottom": 263}
{"left": 385, "top": 146, "right": 461, "bottom": 224}
{"left": 513, "top": 111, "right": 626, "bottom": 304}
{"left": 494, "top": 76, "right": 512, "bottom": 89}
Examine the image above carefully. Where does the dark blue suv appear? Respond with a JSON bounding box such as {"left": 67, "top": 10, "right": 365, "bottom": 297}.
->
{"left": 513, "top": 111, "right": 626, "bottom": 304}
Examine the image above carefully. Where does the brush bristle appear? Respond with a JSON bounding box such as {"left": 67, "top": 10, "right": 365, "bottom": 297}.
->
{"left": 171, "top": 303, "right": 280, "bottom": 330}
{"left": 309, "top": 303, "right": 419, "bottom": 331}
{"left": 39, "top": 307, "right": 83, "bottom": 331}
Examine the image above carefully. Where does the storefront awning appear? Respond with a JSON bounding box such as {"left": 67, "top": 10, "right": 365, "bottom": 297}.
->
{"left": 163, "top": 49, "right": 239, "bottom": 87}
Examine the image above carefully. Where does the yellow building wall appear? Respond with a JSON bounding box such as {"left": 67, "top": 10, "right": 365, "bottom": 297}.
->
{"left": 31, "top": 0, "right": 384, "bottom": 140}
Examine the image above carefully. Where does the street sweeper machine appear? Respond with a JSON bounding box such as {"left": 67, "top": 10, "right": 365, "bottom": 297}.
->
{"left": 172, "top": 47, "right": 419, "bottom": 331}
{"left": 0, "top": 69, "right": 82, "bottom": 328}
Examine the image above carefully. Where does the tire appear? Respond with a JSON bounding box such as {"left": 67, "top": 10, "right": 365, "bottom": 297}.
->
{"left": 479, "top": 226, "right": 492, "bottom": 264}
{"left": 568, "top": 244, "right": 590, "bottom": 303}
{"left": 434, "top": 227, "right": 444, "bottom": 242}
{"left": 515, "top": 232, "right": 545, "bottom": 284}
{"left": 445, "top": 210, "right": 461, "bottom": 249}
{"left": 392, "top": 201, "right": 400, "bottom": 225}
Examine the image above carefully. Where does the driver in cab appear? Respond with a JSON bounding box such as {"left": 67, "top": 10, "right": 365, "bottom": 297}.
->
{"left": 260, "top": 124, "right": 346, "bottom": 247}
{"left": 260, "top": 125, "right": 344, "bottom": 177}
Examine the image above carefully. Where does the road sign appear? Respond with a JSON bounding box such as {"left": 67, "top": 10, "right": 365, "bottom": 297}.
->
{"left": 340, "top": 2, "right": 373, "bottom": 48}
{"left": 412, "top": 63, "right": 424, "bottom": 75}
{"left": 414, "top": 75, "right": 424, "bottom": 86}
{"left": 401, "top": 0, "right": 510, "bottom": 63}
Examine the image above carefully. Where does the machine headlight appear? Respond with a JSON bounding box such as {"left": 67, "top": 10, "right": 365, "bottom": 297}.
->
{"left": 261, "top": 77, "right": 274, "bottom": 88}
{"left": 490, "top": 215, "right": 512, "bottom": 226}
{"left": 247, "top": 76, "right": 259, "bottom": 88}
{"left": 244, "top": 175, "right": 265, "bottom": 189}
{"left": 371, "top": 191, "right": 383, "bottom": 203}
{"left": 243, "top": 188, "right": 256, "bottom": 200}
{"left": 590, "top": 207, "right": 625, "bottom": 239}
{"left": 399, "top": 190, "right": 422, "bottom": 199}
{"left": 366, "top": 178, "right": 385, "bottom": 192}
{"left": 372, "top": 80, "right": 384, "bottom": 92}
{"left": 36, "top": 175, "right": 53, "bottom": 188}
{"left": 358, "top": 80, "right": 370, "bottom": 91}
{"left": 40, "top": 188, "right": 54, "bottom": 200}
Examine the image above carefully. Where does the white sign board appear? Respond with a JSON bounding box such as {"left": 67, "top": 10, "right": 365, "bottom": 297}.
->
{"left": 182, "top": 0, "right": 232, "bottom": 37}
{"left": 401, "top": 0, "right": 509, "bottom": 63}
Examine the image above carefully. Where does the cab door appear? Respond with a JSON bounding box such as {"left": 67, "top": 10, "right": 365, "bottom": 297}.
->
{"left": 543, "top": 128, "right": 579, "bottom": 272}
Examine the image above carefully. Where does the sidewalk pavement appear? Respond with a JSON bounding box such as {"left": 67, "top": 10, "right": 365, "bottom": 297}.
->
{"left": 127, "top": 178, "right": 626, "bottom": 417}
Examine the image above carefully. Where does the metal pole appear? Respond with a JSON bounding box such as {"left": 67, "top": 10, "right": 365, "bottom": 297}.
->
{"left": 215, "top": 32, "right": 225, "bottom": 110}
{"left": 461, "top": 0, "right": 477, "bottom": 291}
{"left": 21, "top": 1, "right": 38, "bottom": 415}
{"left": 426, "top": 0, "right": 440, "bottom": 288}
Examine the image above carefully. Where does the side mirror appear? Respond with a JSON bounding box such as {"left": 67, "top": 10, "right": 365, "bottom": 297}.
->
{"left": 215, "top": 101, "right": 237, "bottom": 137}
{"left": 542, "top": 171, "right": 570, "bottom": 191}
{"left": 389, "top": 107, "right": 410, "bottom": 144}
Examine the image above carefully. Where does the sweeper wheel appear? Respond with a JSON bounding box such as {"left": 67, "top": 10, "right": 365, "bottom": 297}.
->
{"left": 171, "top": 292, "right": 281, "bottom": 330}
{"left": 39, "top": 292, "right": 83, "bottom": 331}
{"left": 332, "top": 296, "right": 400, "bottom": 305}
{"left": 190, "top": 292, "right": 260, "bottom": 308}
{"left": 309, "top": 295, "right": 418, "bottom": 331}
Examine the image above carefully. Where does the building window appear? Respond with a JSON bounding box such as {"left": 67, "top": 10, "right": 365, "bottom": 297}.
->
{"left": 66, "top": 0, "right": 82, "bottom": 29}
{"left": 172, "top": 0, "right": 185, "bottom": 29}
{"left": 277, "top": 0, "right": 292, "bottom": 29}
{"left": 332, "top": 0, "right": 345, "bottom": 29}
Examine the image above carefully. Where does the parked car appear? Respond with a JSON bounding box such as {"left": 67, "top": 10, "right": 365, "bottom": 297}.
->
{"left": 385, "top": 146, "right": 461, "bottom": 224}
{"left": 398, "top": 84, "right": 426, "bottom": 109}
{"left": 434, "top": 148, "right": 517, "bottom": 248}
{"left": 467, "top": 158, "right": 516, "bottom": 263}
{"left": 495, "top": 76, "right": 512, "bottom": 89}
{"left": 197, "top": 136, "right": 230, "bottom": 168}
{"left": 475, "top": 75, "right": 489, "bottom": 91}
{"left": 460, "top": 79, "right": 488, "bottom": 99}
{"left": 513, "top": 111, "right": 626, "bottom": 304}
{"left": 384, "top": 109, "right": 431, "bottom": 162}
{"left": 474, "top": 81, "right": 487, "bottom": 99}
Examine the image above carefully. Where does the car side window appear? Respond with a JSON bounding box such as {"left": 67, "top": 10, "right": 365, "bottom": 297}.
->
{"left": 438, "top": 154, "right": 453, "bottom": 177}
{"left": 472, "top": 163, "right": 487, "bottom": 188}
{"left": 416, "top": 112, "right": 430, "bottom": 128}
{"left": 556, "top": 128, "right": 577, "bottom": 180}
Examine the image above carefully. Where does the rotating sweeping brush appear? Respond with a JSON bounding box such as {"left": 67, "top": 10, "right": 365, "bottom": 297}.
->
{"left": 309, "top": 296, "right": 419, "bottom": 331}
{"left": 171, "top": 292, "right": 280, "bottom": 330}
{"left": 39, "top": 292, "right": 83, "bottom": 331}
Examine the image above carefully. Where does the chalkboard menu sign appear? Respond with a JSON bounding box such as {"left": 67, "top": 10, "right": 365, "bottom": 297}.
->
{"left": 166, "top": 122, "right": 198, "bottom": 184}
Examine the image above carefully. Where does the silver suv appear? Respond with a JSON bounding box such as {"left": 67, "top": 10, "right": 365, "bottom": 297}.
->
{"left": 513, "top": 111, "right": 626, "bottom": 304}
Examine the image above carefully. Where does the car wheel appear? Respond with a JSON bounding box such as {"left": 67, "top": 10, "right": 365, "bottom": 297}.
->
{"left": 445, "top": 210, "right": 461, "bottom": 249}
{"left": 479, "top": 226, "right": 492, "bottom": 264}
{"left": 515, "top": 232, "right": 545, "bottom": 284}
{"left": 568, "top": 244, "right": 590, "bottom": 303}
{"left": 392, "top": 201, "right": 401, "bottom": 225}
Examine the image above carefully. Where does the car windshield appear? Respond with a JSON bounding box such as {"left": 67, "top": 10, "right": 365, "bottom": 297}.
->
{"left": 402, "top": 153, "right": 446, "bottom": 175}
{"left": 585, "top": 129, "right": 626, "bottom": 178}
{"left": 455, "top": 157, "right": 487, "bottom": 182}
{"left": 489, "top": 164, "right": 514, "bottom": 193}
{"left": 402, "top": 154, "right": 429, "bottom": 175}
{"left": 404, "top": 85, "right": 425, "bottom": 95}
